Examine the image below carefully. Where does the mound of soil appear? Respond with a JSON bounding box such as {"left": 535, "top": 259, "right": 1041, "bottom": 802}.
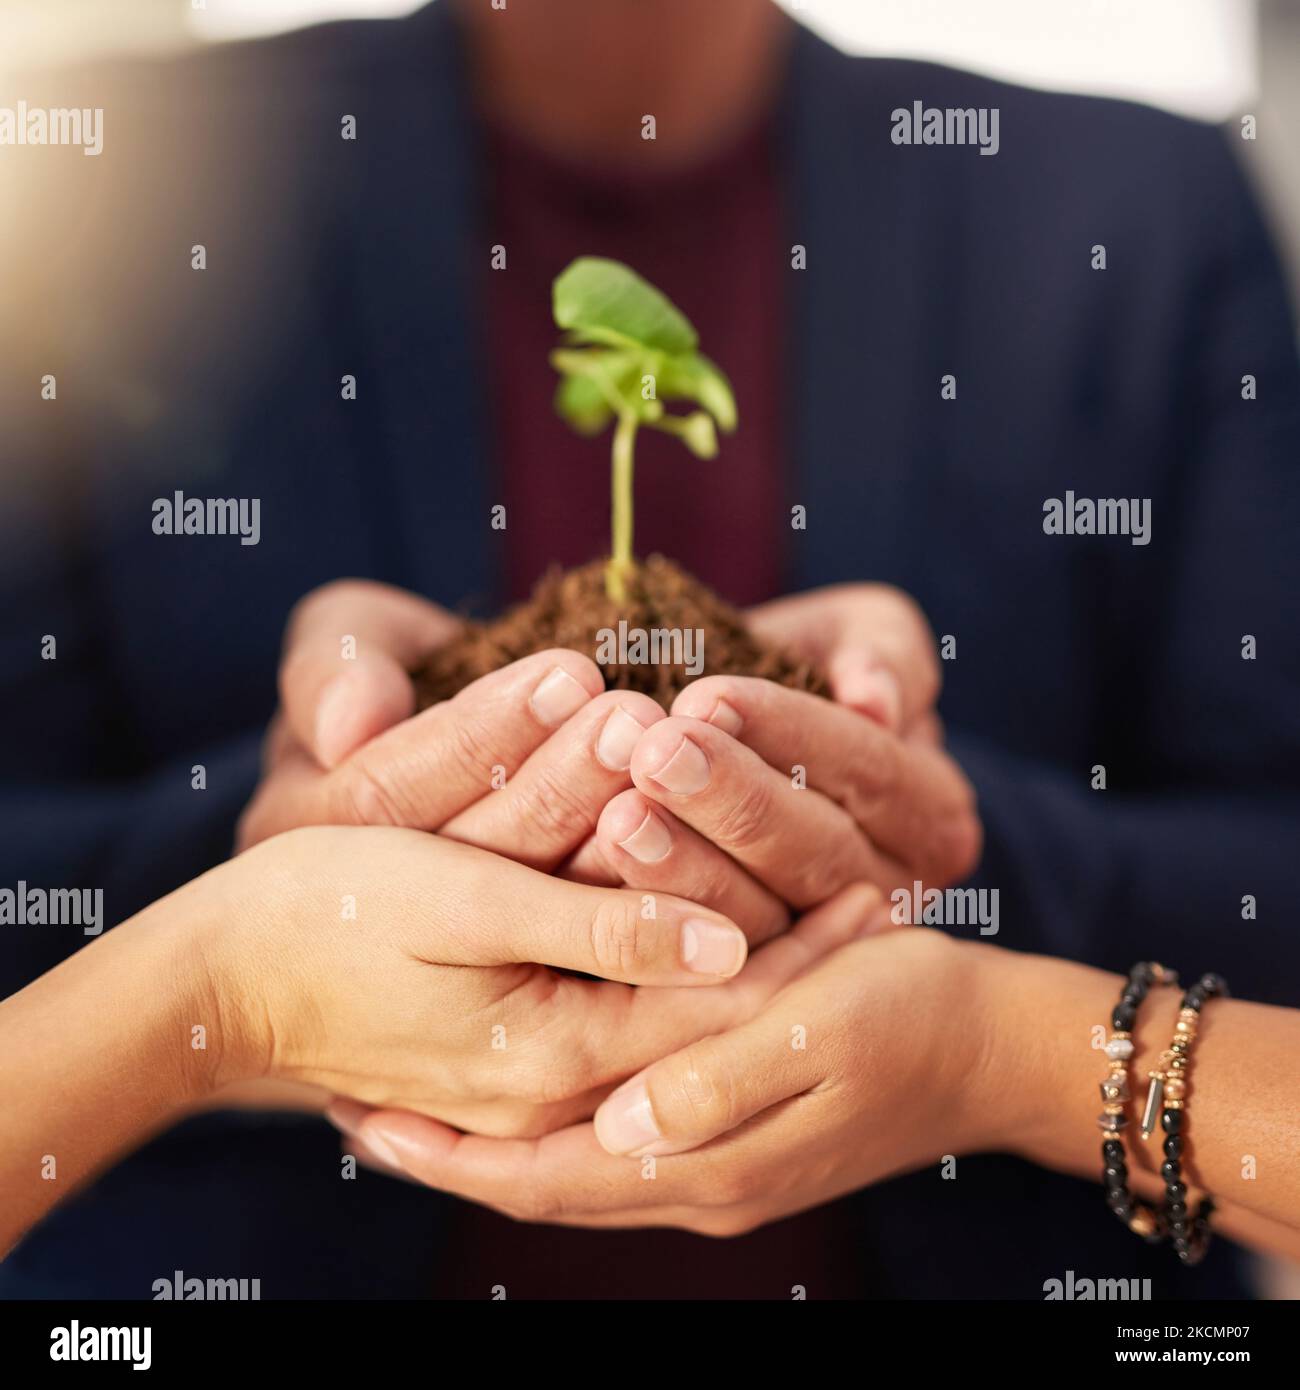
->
{"left": 413, "top": 555, "right": 828, "bottom": 711}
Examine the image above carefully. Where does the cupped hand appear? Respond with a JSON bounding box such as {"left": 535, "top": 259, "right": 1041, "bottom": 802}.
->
{"left": 241, "top": 578, "right": 980, "bottom": 952}
{"left": 318, "top": 926, "right": 1008, "bottom": 1234}
{"left": 578, "top": 583, "right": 980, "bottom": 917}
{"left": 198, "top": 823, "right": 883, "bottom": 1138}
{"left": 239, "top": 580, "right": 709, "bottom": 905}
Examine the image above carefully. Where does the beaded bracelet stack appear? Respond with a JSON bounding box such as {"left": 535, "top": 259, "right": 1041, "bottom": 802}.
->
{"left": 1096, "top": 960, "right": 1227, "bottom": 1263}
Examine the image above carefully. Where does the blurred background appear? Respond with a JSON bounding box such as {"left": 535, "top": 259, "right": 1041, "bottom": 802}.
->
{"left": 2, "top": 0, "right": 1299, "bottom": 293}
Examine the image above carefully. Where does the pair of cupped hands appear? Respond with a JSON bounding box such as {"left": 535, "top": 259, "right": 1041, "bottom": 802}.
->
{"left": 210, "top": 579, "right": 983, "bottom": 1235}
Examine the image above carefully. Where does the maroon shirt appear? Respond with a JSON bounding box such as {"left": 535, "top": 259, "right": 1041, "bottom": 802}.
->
{"left": 481, "top": 116, "right": 788, "bottom": 608}
{"left": 427, "top": 116, "right": 871, "bottom": 1300}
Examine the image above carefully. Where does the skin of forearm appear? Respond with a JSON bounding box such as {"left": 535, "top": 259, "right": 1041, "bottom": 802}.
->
{"left": 0, "top": 881, "right": 224, "bottom": 1256}
{"left": 973, "top": 945, "right": 1300, "bottom": 1260}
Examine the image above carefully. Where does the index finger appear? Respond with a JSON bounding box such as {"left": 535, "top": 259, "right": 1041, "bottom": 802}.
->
{"left": 244, "top": 649, "right": 607, "bottom": 841}
{"left": 670, "top": 675, "right": 978, "bottom": 881}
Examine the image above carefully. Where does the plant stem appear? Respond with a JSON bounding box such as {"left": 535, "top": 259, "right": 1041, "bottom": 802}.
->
{"left": 606, "top": 411, "right": 637, "bottom": 601}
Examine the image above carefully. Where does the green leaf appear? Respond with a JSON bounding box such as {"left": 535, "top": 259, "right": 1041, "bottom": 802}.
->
{"left": 656, "top": 351, "right": 737, "bottom": 433}
{"left": 553, "top": 257, "right": 698, "bottom": 356}
{"left": 650, "top": 409, "right": 718, "bottom": 459}
{"left": 554, "top": 373, "right": 613, "bottom": 435}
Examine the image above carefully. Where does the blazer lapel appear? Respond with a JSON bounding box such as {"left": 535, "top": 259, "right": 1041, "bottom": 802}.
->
{"left": 350, "top": 1, "right": 492, "bottom": 612}
{"left": 780, "top": 28, "right": 921, "bottom": 594}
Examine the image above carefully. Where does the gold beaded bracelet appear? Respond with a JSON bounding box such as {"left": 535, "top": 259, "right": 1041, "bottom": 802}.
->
{"left": 1139, "top": 1006, "right": 1197, "bottom": 1138}
{"left": 1139, "top": 971, "right": 1228, "bottom": 1264}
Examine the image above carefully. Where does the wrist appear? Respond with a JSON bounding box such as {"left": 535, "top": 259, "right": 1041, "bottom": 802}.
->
{"left": 941, "top": 939, "right": 1033, "bottom": 1154}
{"left": 134, "top": 861, "right": 271, "bottom": 1097}
{"left": 892, "top": 934, "right": 1021, "bottom": 1159}
{"left": 974, "top": 948, "right": 1180, "bottom": 1184}
{"left": 940, "top": 943, "right": 1113, "bottom": 1159}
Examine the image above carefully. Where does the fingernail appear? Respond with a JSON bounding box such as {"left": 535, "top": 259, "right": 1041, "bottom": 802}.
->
{"left": 358, "top": 1125, "right": 403, "bottom": 1171}
{"left": 595, "top": 1078, "right": 661, "bottom": 1155}
{"left": 681, "top": 918, "right": 745, "bottom": 976}
{"left": 618, "top": 808, "right": 672, "bottom": 863}
{"left": 596, "top": 705, "right": 647, "bottom": 771}
{"left": 707, "top": 699, "right": 744, "bottom": 736}
{"left": 645, "top": 735, "right": 710, "bottom": 795}
{"left": 530, "top": 666, "right": 591, "bottom": 727}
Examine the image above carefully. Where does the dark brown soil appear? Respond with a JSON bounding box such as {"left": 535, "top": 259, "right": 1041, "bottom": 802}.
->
{"left": 413, "top": 555, "right": 828, "bottom": 711}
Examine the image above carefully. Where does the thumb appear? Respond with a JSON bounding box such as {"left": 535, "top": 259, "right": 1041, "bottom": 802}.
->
{"left": 433, "top": 840, "right": 751, "bottom": 987}
{"left": 592, "top": 999, "right": 819, "bottom": 1157}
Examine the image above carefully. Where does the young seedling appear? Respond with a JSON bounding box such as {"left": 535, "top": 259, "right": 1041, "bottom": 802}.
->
{"left": 551, "top": 257, "right": 738, "bottom": 601}
{"left": 413, "top": 256, "right": 824, "bottom": 713}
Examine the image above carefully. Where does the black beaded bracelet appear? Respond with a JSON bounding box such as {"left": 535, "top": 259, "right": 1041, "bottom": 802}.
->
{"left": 1140, "top": 972, "right": 1229, "bottom": 1265}
{"left": 1098, "top": 960, "right": 1176, "bottom": 1242}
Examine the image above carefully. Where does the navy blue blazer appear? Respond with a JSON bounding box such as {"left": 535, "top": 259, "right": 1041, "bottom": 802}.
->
{"left": 2, "top": 1, "right": 1297, "bottom": 1297}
